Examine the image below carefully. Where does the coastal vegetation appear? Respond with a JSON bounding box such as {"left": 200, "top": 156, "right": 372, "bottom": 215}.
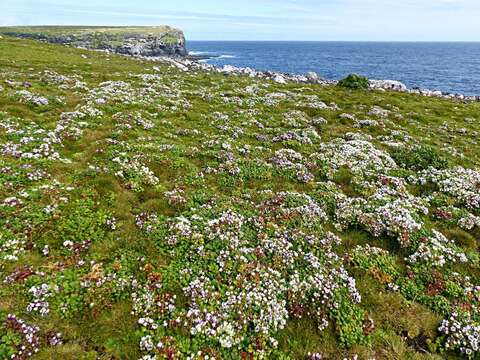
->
{"left": 338, "top": 74, "right": 370, "bottom": 90}
{"left": 0, "top": 34, "right": 479, "bottom": 359}
{"left": 0, "top": 26, "right": 187, "bottom": 57}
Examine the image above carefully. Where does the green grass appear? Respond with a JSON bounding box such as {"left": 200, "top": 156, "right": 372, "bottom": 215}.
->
{"left": 0, "top": 35, "right": 479, "bottom": 359}
{"left": 0, "top": 25, "right": 184, "bottom": 48}
{"left": 0, "top": 25, "right": 180, "bottom": 36}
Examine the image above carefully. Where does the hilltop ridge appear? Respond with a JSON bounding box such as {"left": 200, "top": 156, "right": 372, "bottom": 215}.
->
{"left": 0, "top": 26, "right": 188, "bottom": 57}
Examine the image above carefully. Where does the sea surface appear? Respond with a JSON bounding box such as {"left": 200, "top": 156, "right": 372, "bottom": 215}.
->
{"left": 188, "top": 41, "right": 480, "bottom": 95}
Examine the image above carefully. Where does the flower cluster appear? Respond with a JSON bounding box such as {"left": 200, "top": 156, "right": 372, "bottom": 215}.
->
{"left": 15, "top": 90, "right": 49, "bottom": 106}
{"left": 4, "top": 314, "right": 40, "bottom": 359}
{"left": 2, "top": 36, "right": 480, "bottom": 360}
{"left": 273, "top": 129, "right": 317, "bottom": 145}
{"left": 263, "top": 191, "right": 328, "bottom": 225}
{"left": 312, "top": 138, "right": 397, "bottom": 179}
{"left": 414, "top": 167, "right": 480, "bottom": 209}
{"left": 269, "top": 148, "right": 315, "bottom": 183}
{"left": 87, "top": 81, "right": 137, "bottom": 105}
{"left": 458, "top": 213, "right": 480, "bottom": 230}
{"left": 134, "top": 205, "right": 362, "bottom": 357}
{"left": 335, "top": 177, "right": 428, "bottom": 246}
{"left": 27, "top": 283, "right": 58, "bottom": 317}
{"left": 164, "top": 187, "right": 187, "bottom": 206}
{"left": 111, "top": 153, "right": 159, "bottom": 191}
{"left": 407, "top": 230, "right": 468, "bottom": 267}
{"left": 439, "top": 311, "right": 480, "bottom": 358}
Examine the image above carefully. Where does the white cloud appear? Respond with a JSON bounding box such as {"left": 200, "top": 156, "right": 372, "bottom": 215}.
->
{"left": 2, "top": 0, "right": 480, "bottom": 40}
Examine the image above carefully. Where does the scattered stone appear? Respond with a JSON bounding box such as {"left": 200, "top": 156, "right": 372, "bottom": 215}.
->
{"left": 340, "top": 113, "right": 356, "bottom": 121}
{"left": 5, "top": 79, "right": 19, "bottom": 87}
{"left": 273, "top": 74, "right": 287, "bottom": 84}
{"left": 368, "top": 106, "right": 390, "bottom": 118}
{"left": 356, "top": 119, "right": 379, "bottom": 127}
{"left": 369, "top": 79, "right": 408, "bottom": 92}
{"left": 2, "top": 28, "right": 478, "bottom": 102}
{"left": 306, "top": 71, "right": 320, "bottom": 83}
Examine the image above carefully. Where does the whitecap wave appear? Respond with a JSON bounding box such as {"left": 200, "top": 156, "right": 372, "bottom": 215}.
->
{"left": 189, "top": 51, "right": 211, "bottom": 56}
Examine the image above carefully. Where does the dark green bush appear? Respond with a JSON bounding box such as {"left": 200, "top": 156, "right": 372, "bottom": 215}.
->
{"left": 338, "top": 74, "right": 369, "bottom": 90}
{"left": 391, "top": 146, "right": 448, "bottom": 170}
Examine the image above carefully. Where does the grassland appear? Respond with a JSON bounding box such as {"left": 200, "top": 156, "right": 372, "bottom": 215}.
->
{"left": 0, "top": 26, "right": 180, "bottom": 36}
{"left": 0, "top": 35, "right": 479, "bottom": 359}
{"left": 0, "top": 26, "right": 185, "bottom": 49}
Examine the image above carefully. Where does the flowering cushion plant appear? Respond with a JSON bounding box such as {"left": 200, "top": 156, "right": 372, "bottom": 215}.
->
{"left": 1, "top": 35, "right": 480, "bottom": 359}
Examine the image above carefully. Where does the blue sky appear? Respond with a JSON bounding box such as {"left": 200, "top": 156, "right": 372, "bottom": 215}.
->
{"left": 2, "top": 0, "right": 480, "bottom": 41}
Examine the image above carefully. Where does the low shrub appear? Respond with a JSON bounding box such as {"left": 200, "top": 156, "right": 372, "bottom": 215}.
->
{"left": 338, "top": 74, "right": 369, "bottom": 90}
{"left": 391, "top": 146, "right": 448, "bottom": 171}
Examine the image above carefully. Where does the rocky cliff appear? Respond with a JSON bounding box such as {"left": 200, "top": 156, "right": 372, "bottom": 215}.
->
{"left": 0, "top": 26, "right": 187, "bottom": 57}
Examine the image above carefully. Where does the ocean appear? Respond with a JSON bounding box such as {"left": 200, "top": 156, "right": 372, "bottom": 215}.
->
{"left": 188, "top": 41, "right": 480, "bottom": 95}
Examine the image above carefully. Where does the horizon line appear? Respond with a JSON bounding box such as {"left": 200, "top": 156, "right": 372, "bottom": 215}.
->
{"left": 187, "top": 40, "right": 480, "bottom": 43}
{"left": 1, "top": 25, "right": 479, "bottom": 43}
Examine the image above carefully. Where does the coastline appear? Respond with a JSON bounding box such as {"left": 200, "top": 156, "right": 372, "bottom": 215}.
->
{"left": 152, "top": 52, "right": 480, "bottom": 102}
{"left": 2, "top": 30, "right": 478, "bottom": 101}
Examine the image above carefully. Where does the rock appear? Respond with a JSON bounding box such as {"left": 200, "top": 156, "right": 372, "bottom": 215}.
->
{"left": 117, "top": 33, "right": 187, "bottom": 57}
{"left": 273, "top": 74, "right": 287, "bottom": 84}
{"left": 221, "top": 65, "right": 238, "bottom": 74}
{"left": 244, "top": 67, "right": 257, "bottom": 77}
{"left": 339, "top": 113, "right": 356, "bottom": 121}
{"left": 306, "top": 71, "right": 319, "bottom": 83}
{"left": 312, "top": 117, "right": 328, "bottom": 125}
{"left": 296, "top": 75, "right": 308, "bottom": 82}
{"left": 5, "top": 79, "right": 18, "bottom": 87}
{"left": 368, "top": 106, "right": 390, "bottom": 118}
{"left": 370, "top": 79, "right": 408, "bottom": 92}
{"left": 168, "top": 59, "right": 188, "bottom": 72}
{"left": 356, "top": 119, "right": 379, "bottom": 128}
{"left": 136, "top": 43, "right": 478, "bottom": 103}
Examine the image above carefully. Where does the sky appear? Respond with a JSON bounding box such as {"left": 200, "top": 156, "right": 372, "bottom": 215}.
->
{"left": 1, "top": 0, "right": 480, "bottom": 41}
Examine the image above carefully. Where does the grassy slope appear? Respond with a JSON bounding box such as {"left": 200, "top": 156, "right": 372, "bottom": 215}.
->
{"left": 0, "top": 26, "right": 184, "bottom": 47}
{"left": 0, "top": 26, "right": 180, "bottom": 36}
{"left": 0, "top": 36, "right": 479, "bottom": 359}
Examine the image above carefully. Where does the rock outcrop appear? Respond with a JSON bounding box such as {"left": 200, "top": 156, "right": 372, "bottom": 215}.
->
{"left": 369, "top": 79, "right": 408, "bottom": 92}
{"left": 114, "top": 33, "right": 187, "bottom": 57}
{"left": 2, "top": 27, "right": 478, "bottom": 101}
{"left": 0, "top": 26, "right": 187, "bottom": 57}
{"left": 147, "top": 56, "right": 480, "bottom": 101}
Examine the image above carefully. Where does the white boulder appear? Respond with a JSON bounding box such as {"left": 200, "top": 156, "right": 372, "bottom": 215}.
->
{"left": 273, "top": 74, "right": 287, "bottom": 84}
{"left": 369, "top": 79, "right": 408, "bottom": 92}
{"left": 306, "top": 71, "right": 320, "bottom": 83}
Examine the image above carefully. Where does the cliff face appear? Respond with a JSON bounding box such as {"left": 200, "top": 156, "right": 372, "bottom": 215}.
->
{"left": 0, "top": 26, "right": 187, "bottom": 57}
{"left": 116, "top": 33, "right": 187, "bottom": 57}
